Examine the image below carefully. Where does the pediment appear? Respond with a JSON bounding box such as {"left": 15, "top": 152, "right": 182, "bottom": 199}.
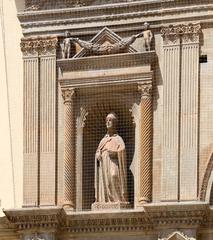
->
{"left": 73, "top": 27, "right": 137, "bottom": 58}
{"left": 166, "top": 231, "right": 190, "bottom": 240}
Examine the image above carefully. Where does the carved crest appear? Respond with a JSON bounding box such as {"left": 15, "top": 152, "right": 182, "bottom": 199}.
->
{"left": 73, "top": 27, "right": 137, "bottom": 58}
{"left": 159, "top": 231, "right": 194, "bottom": 240}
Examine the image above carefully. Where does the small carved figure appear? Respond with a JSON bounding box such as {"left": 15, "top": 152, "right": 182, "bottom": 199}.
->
{"left": 61, "top": 31, "right": 72, "bottom": 59}
{"left": 30, "top": 233, "right": 45, "bottom": 240}
{"left": 24, "top": 4, "right": 40, "bottom": 11}
{"left": 142, "top": 22, "right": 153, "bottom": 51}
{"left": 94, "top": 113, "right": 128, "bottom": 203}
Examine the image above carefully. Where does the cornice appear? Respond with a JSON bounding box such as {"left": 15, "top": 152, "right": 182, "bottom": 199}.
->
{"left": 58, "top": 51, "right": 156, "bottom": 72}
{"left": 58, "top": 51, "right": 155, "bottom": 88}
{"left": 3, "top": 207, "right": 64, "bottom": 231}
{"left": 17, "top": 1, "right": 213, "bottom": 36}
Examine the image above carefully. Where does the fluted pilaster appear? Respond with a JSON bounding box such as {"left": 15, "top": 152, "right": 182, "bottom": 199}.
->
{"left": 138, "top": 83, "right": 153, "bottom": 204}
{"left": 62, "top": 88, "right": 76, "bottom": 209}
{"left": 21, "top": 36, "right": 58, "bottom": 206}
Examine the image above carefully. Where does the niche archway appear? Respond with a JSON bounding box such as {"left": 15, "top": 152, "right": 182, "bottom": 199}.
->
{"left": 82, "top": 92, "right": 136, "bottom": 210}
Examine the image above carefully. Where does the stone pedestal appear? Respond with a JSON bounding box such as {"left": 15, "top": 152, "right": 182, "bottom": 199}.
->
{"left": 91, "top": 201, "right": 130, "bottom": 211}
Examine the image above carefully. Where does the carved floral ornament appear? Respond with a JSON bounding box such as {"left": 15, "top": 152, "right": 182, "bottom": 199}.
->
{"left": 20, "top": 36, "right": 58, "bottom": 55}
{"left": 161, "top": 23, "right": 201, "bottom": 44}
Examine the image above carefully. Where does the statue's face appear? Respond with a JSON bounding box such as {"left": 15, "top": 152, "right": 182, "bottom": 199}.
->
{"left": 106, "top": 114, "right": 116, "bottom": 129}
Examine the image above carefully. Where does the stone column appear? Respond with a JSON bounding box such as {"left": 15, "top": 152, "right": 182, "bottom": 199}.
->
{"left": 76, "top": 107, "right": 88, "bottom": 211}
{"left": 62, "top": 88, "right": 76, "bottom": 209}
{"left": 138, "top": 83, "right": 153, "bottom": 204}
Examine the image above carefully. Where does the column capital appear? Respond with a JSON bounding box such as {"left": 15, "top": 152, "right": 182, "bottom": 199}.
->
{"left": 161, "top": 23, "right": 201, "bottom": 45}
{"left": 20, "top": 36, "right": 58, "bottom": 56}
{"left": 138, "top": 83, "right": 152, "bottom": 98}
{"left": 62, "top": 88, "right": 75, "bottom": 104}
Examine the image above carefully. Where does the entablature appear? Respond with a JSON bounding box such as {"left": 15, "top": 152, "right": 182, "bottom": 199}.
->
{"left": 58, "top": 51, "right": 155, "bottom": 89}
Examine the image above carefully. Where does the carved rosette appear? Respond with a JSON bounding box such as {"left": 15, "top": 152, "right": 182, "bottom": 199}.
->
{"left": 138, "top": 83, "right": 153, "bottom": 204}
{"left": 20, "top": 36, "right": 58, "bottom": 56}
{"left": 161, "top": 23, "right": 201, "bottom": 45}
{"left": 62, "top": 88, "right": 76, "bottom": 209}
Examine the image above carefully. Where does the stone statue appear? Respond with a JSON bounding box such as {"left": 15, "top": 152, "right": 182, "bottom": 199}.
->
{"left": 61, "top": 31, "right": 72, "bottom": 58}
{"left": 70, "top": 32, "right": 143, "bottom": 55}
{"left": 142, "top": 22, "right": 153, "bottom": 51}
{"left": 94, "top": 113, "right": 128, "bottom": 205}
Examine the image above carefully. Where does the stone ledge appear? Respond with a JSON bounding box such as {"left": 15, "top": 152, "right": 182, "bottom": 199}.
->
{"left": 3, "top": 203, "right": 213, "bottom": 234}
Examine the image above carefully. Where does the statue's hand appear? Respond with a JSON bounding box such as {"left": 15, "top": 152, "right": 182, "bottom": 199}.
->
{"left": 95, "top": 151, "right": 102, "bottom": 161}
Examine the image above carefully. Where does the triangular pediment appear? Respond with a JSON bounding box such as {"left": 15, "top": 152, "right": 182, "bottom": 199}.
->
{"left": 166, "top": 231, "right": 190, "bottom": 240}
{"left": 73, "top": 27, "right": 137, "bottom": 58}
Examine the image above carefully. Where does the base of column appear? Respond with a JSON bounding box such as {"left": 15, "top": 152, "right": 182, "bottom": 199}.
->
{"left": 137, "top": 197, "right": 151, "bottom": 205}
{"left": 63, "top": 201, "right": 74, "bottom": 210}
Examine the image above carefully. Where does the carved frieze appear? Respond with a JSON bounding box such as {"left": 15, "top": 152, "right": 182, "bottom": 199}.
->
{"left": 25, "top": 0, "right": 136, "bottom": 11}
{"left": 20, "top": 36, "right": 58, "bottom": 56}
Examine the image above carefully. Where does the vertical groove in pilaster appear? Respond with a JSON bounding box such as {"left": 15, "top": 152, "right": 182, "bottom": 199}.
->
{"left": 161, "top": 39, "right": 180, "bottom": 201}
{"left": 23, "top": 56, "right": 39, "bottom": 207}
{"left": 180, "top": 38, "right": 200, "bottom": 200}
{"left": 40, "top": 55, "right": 56, "bottom": 206}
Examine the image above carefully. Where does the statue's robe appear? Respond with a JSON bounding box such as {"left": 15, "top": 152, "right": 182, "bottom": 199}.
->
{"left": 95, "top": 134, "right": 128, "bottom": 203}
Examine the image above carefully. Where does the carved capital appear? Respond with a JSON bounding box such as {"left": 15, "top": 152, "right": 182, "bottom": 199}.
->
{"left": 62, "top": 88, "right": 75, "bottom": 104}
{"left": 77, "top": 107, "right": 88, "bottom": 129}
{"left": 20, "top": 36, "right": 58, "bottom": 56}
{"left": 161, "top": 23, "right": 201, "bottom": 44}
{"left": 138, "top": 84, "right": 152, "bottom": 98}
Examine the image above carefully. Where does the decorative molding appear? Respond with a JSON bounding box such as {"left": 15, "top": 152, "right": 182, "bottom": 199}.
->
{"left": 20, "top": 36, "right": 58, "bottom": 56}
{"left": 200, "top": 152, "right": 213, "bottom": 201}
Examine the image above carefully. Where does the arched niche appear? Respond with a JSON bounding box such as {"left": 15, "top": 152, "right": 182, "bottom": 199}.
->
{"left": 81, "top": 91, "right": 138, "bottom": 210}
{"left": 200, "top": 152, "right": 213, "bottom": 203}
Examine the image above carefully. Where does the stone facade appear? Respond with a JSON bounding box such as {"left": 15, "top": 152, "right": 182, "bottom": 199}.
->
{"left": 1, "top": 0, "right": 213, "bottom": 239}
